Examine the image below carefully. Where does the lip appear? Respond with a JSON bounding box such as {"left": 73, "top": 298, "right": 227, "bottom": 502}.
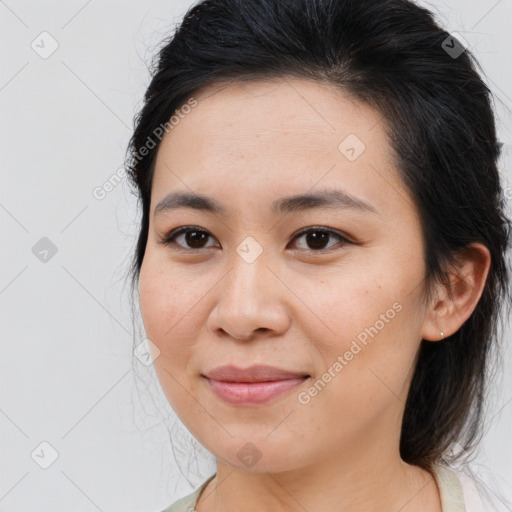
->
{"left": 202, "top": 365, "right": 310, "bottom": 405}
{"left": 203, "top": 364, "right": 310, "bottom": 382}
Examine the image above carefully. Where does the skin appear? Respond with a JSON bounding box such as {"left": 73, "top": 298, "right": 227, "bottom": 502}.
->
{"left": 138, "top": 77, "right": 490, "bottom": 512}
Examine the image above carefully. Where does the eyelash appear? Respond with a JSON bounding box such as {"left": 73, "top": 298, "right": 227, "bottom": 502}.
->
{"left": 157, "top": 225, "right": 353, "bottom": 253}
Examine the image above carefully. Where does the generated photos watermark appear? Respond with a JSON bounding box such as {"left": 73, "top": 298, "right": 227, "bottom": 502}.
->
{"left": 297, "top": 301, "right": 403, "bottom": 404}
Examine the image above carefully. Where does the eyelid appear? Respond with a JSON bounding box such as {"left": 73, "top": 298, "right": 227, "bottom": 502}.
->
{"left": 290, "top": 226, "right": 354, "bottom": 245}
{"left": 157, "top": 225, "right": 219, "bottom": 250}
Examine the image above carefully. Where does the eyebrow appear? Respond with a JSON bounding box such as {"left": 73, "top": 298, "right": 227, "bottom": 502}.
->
{"left": 153, "top": 188, "right": 378, "bottom": 217}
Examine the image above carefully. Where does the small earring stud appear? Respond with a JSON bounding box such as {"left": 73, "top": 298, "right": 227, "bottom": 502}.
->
{"left": 440, "top": 331, "right": 444, "bottom": 340}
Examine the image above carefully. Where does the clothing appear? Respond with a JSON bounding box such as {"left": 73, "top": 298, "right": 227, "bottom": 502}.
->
{"left": 160, "top": 463, "right": 466, "bottom": 512}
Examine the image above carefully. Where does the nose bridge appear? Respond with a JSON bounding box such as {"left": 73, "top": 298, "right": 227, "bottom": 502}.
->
{"left": 226, "top": 242, "right": 270, "bottom": 305}
{"left": 208, "top": 239, "right": 289, "bottom": 339}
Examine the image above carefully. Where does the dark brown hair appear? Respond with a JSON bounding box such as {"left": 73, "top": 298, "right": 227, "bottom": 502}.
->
{"left": 125, "top": 0, "right": 511, "bottom": 472}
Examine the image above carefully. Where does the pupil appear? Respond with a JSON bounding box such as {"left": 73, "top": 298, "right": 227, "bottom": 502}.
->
{"left": 186, "top": 230, "right": 207, "bottom": 248}
{"left": 307, "top": 231, "right": 328, "bottom": 249}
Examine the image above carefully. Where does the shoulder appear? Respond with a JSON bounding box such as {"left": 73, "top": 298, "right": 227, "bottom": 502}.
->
{"left": 431, "top": 463, "right": 466, "bottom": 511}
{"left": 453, "top": 467, "right": 507, "bottom": 512}
{"left": 431, "top": 463, "right": 505, "bottom": 512}
{"left": 156, "top": 468, "right": 502, "bottom": 512}
{"left": 159, "top": 474, "right": 216, "bottom": 512}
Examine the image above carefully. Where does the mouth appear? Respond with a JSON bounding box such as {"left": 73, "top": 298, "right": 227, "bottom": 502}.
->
{"left": 203, "top": 364, "right": 310, "bottom": 383}
{"left": 202, "top": 365, "right": 310, "bottom": 405}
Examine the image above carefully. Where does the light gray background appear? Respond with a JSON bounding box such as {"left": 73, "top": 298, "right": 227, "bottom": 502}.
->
{"left": 1, "top": 1, "right": 511, "bottom": 511}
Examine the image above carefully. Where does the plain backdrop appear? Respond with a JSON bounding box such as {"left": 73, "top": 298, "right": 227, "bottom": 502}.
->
{"left": 1, "top": 0, "right": 511, "bottom": 511}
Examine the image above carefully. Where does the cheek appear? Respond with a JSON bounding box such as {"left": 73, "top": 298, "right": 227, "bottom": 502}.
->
{"left": 138, "top": 257, "right": 167, "bottom": 341}
{"left": 138, "top": 256, "right": 202, "bottom": 412}
{"left": 138, "top": 256, "right": 194, "bottom": 363}
{"left": 304, "top": 263, "right": 422, "bottom": 407}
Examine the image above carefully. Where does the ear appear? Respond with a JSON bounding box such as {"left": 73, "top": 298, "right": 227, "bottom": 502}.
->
{"left": 421, "top": 243, "right": 491, "bottom": 342}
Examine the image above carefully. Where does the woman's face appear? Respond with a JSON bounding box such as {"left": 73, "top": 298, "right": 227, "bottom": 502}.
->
{"left": 138, "top": 78, "right": 432, "bottom": 472}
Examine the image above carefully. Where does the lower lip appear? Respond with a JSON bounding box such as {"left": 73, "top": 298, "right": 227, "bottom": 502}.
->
{"left": 205, "top": 377, "right": 308, "bottom": 405}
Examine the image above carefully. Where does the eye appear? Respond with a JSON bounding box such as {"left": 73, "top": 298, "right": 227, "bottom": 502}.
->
{"left": 158, "top": 225, "right": 353, "bottom": 253}
{"left": 158, "top": 226, "right": 218, "bottom": 251}
{"left": 288, "top": 226, "right": 352, "bottom": 252}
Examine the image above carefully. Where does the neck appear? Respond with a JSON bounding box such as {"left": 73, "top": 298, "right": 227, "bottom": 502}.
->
{"left": 196, "top": 445, "right": 441, "bottom": 512}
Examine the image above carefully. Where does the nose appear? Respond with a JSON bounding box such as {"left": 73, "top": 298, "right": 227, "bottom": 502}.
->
{"left": 206, "top": 253, "right": 291, "bottom": 341}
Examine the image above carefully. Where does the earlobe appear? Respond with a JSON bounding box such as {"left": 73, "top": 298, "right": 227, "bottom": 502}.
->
{"left": 421, "top": 243, "right": 491, "bottom": 342}
{"left": 422, "top": 301, "right": 448, "bottom": 342}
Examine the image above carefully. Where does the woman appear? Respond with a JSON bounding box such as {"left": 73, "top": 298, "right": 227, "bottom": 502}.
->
{"left": 125, "top": 0, "right": 511, "bottom": 510}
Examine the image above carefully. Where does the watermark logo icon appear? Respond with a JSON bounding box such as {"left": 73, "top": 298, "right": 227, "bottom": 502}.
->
{"left": 338, "top": 134, "right": 366, "bottom": 161}
{"left": 236, "top": 236, "right": 263, "bottom": 264}
{"left": 134, "top": 338, "right": 160, "bottom": 366}
{"left": 442, "top": 32, "right": 469, "bottom": 59}
{"left": 32, "top": 237, "right": 58, "bottom": 263}
{"left": 441, "top": 441, "right": 468, "bottom": 471}
{"left": 31, "top": 441, "right": 59, "bottom": 469}
{"left": 31, "top": 31, "right": 59, "bottom": 59}
{"left": 236, "top": 442, "right": 262, "bottom": 468}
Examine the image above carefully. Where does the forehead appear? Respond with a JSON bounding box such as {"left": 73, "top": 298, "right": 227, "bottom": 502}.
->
{"left": 168, "top": 77, "right": 386, "bottom": 150}
{"left": 151, "top": 77, "right": 406, "bottom": 215}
